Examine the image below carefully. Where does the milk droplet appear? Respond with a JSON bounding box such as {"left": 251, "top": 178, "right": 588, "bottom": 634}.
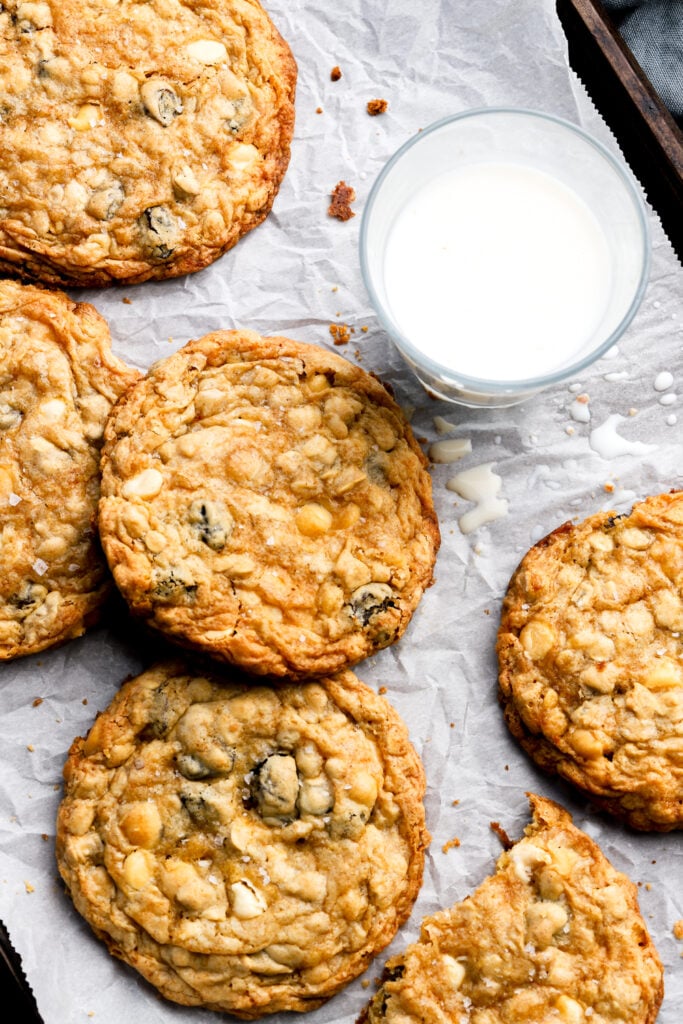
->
{"left": 446, "top": 463, "right": 508, "bottom": 534}
{"left": 589, "top": 414, "right": 657, "bottom": 460}
{"left": 602, "top": 344, "right": 619, "bottom": 360}
{"left": 8, "top": 492, "right": 21, "bottom": 506}
{"left": 569, "top": 398, "right": 590, "bottom": 423}
{"left": 654, "top": 371, "right": 673, "bottom": 392}
{"left": 659, "top": 393, "right": 677, "bottom": 406}
{"left": 666, "top": 414, "right": 677, "bottom": 426}
{"left": 568, "top": 382, "right": 583, "bottom": 393}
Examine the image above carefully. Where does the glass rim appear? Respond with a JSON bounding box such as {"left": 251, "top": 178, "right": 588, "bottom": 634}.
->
{"left": 359, "top": 106, "right": 651, "bottom": 394}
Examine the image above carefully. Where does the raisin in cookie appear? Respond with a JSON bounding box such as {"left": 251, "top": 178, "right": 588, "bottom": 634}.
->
{"left": 56, "top": 661, "right": 429, "bottom": 1017}
{"left": 98, "top": 330, "right": 440, "bottom": 678}
{"left": 497, "top": 493, "right": 683, "bottom": 831}
{"left": 0, "top": 279, "right": 139, "bottom": 659}
{"left": 0, "top": 0, "right": 296, "bottom": 286}
{"left": 360, "top": 794, "right": 663, "bottom": 1024}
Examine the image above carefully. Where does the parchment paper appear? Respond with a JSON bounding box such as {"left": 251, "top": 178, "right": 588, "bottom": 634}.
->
{"left": 0, "top": 1, "right": 681, "bottom": 1021}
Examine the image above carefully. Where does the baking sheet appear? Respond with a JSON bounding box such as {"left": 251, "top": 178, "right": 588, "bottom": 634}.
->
{"left": 0, "top": 0, "right": 681, "bottom": 1021}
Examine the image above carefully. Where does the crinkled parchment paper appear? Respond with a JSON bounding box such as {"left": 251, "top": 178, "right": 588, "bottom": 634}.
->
{"left": 0, "top": 1, "right": 681, "bottom": 1021}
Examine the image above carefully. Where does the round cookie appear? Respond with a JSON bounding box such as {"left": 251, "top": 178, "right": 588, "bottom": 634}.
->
{"left": 0, "top": 279, "right": 139, "bottom": 659}
{"left": 497, "top": 492, "right": 683, "bottom": 831}
{"left": 56, "top": 661, "right": 430, "bottom": 1017}
{"left": 98, "top": 330, "right": 440, "bottom": 678}
{"left": 0, "top": 0, "right": 296, "bottom": 286}
{"left": 360, "top": 794, "right": 663, "bottom": 1024}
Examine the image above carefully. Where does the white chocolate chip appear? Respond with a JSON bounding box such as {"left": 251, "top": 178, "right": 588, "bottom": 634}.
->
{"left": 68, "top": 103, "right": 103, "bottom": 131}
{"left": 230, "top": 879, "right": 267, "bottom": 919}
{"left": 441, "top": 954, "right": 466, "bottom": 989}
{"left": 510, "top": 842, "right": 551, "bottom": 883}
{"left": 39, "top": 398, "right": 67, "bottom": 421}
{"left": 122, "top": 468, "right": 164, "bottom": 500}
{"left": 186, "top": 39, "right": 228, "bottom": 64}
{"left": 228, "top": 142, "right": 260, "bottom": 173}
{"left": 556, "top": 994, "right": 584, "bottom": 1023}
{"left": 429, "top": 438, "right": 472, "bottom": 463}
{"left": 433, "top": 415, "right": 458, "bottom": 435}
{"left": 172, "top": 164, "right": 201, "bottom": 198}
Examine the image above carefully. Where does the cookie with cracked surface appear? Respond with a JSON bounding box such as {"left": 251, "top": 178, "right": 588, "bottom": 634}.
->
{"left": 0, "top": 0, "right": 295, "bottom": 286}
{"left": 360, "top": 794, "right": 663, "bottom": 1024}
{"left": 98, "top": 330, "right": 440, "bottom": 678}
{"left": 56, "top": 661, "right": 430, "bottom": 1017}
{"left": 497, "top": 493, "right": 683, "bottom": 831}
{"left": 0, "top": 279, "right": 139, "bottom": 659}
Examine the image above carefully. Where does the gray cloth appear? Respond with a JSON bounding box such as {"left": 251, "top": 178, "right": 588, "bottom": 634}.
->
{"left": 602, "top": 0, "right": 683, "bottom": 116}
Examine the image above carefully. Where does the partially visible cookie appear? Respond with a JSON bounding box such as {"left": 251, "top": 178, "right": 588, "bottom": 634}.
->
{"left": 0, "top": 280, "right": 139, "bottom": 659}
{"left": 497, "top": 493, "right": 683, "bottom": 831}
{"left": 0, "top": 0, "right": 296, "bottom": 286}
{"left": 360, "top": 794, "right": 663, "bottom": 1024}
{"left": 56, "top": 661, "right": 429, "bottom": 1017}
{"left": 98, "top": 330, "right": 440, "bottom": 679}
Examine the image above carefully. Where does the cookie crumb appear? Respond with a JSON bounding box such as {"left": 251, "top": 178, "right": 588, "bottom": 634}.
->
{"left": 451, "top": 799, "right": 459, "bottom": 806}
{"left": 32, "top": 697, "right": 43, "bottom": 707}
{"left": 361, "top": 325, "right": 369, "bottom": 333}
{"left": 122, "top": 297, "right": 132, "bottom": 305}
{"left": 41, "top": 833, "right": 49, "bottom": 842}
{"left": 331, "top": 65, "right": 342, "bottom": 81}
{"left": 329, "top": 323, "right": 351, "bottom": 346}
{"left": 378, "top": 686, "right": 387, "bottom": 695}
{"left": 26, "top": 744, "right": 34, "bottom": 752}
{"left": 316, "top": 106, "right": 323, "bottom": 114}
{"left": 449, "top": 722, "right": 455, "bottom": 728}
{"left": 367, "top": 98, "right": 388, "bottom": 116}
{"left": 442, "top": 836, "right": 461, "bottom": 853}
{"left": 604, "top": 482, "right": 615, "bottom": 493}
{"left": 82, "top": 698, "right": 88, "bottom": 705}
{"left": 673, "top": 919, "right": 683, "bottom": 939}
{"left": 490, "top": 821, "right": 513, "bottom": 850}
{"left": 24, "top": 880, "right": 34, "bottom": 894}
{"left": 361, "top": 979, "right": 370, "bottom": 989}
{"left": 328, "top": 180, "right": 356, "bottom": 220}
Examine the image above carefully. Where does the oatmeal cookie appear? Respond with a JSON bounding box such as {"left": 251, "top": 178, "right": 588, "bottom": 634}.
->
{"left": 56, "top": 661, "right": 429, "bottom": 1017}
{"left": 497, "top": 493, "right": 683, "bottom": 831}
{"left": 360, "top": 794, "right": 663, "bottom": 1024}
{"left": 0, "top": 279, "right": 139, "bottom": 659}
{"left": 0, "top": 0, "right": 296, "bottom": 287}
{"left": 98, "top": 330, "right": 439, "bottom": 678}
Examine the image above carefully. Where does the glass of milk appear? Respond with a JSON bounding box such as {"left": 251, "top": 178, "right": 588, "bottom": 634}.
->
{"left": 360, "top": 108, "right": 650, "bottom": 407}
